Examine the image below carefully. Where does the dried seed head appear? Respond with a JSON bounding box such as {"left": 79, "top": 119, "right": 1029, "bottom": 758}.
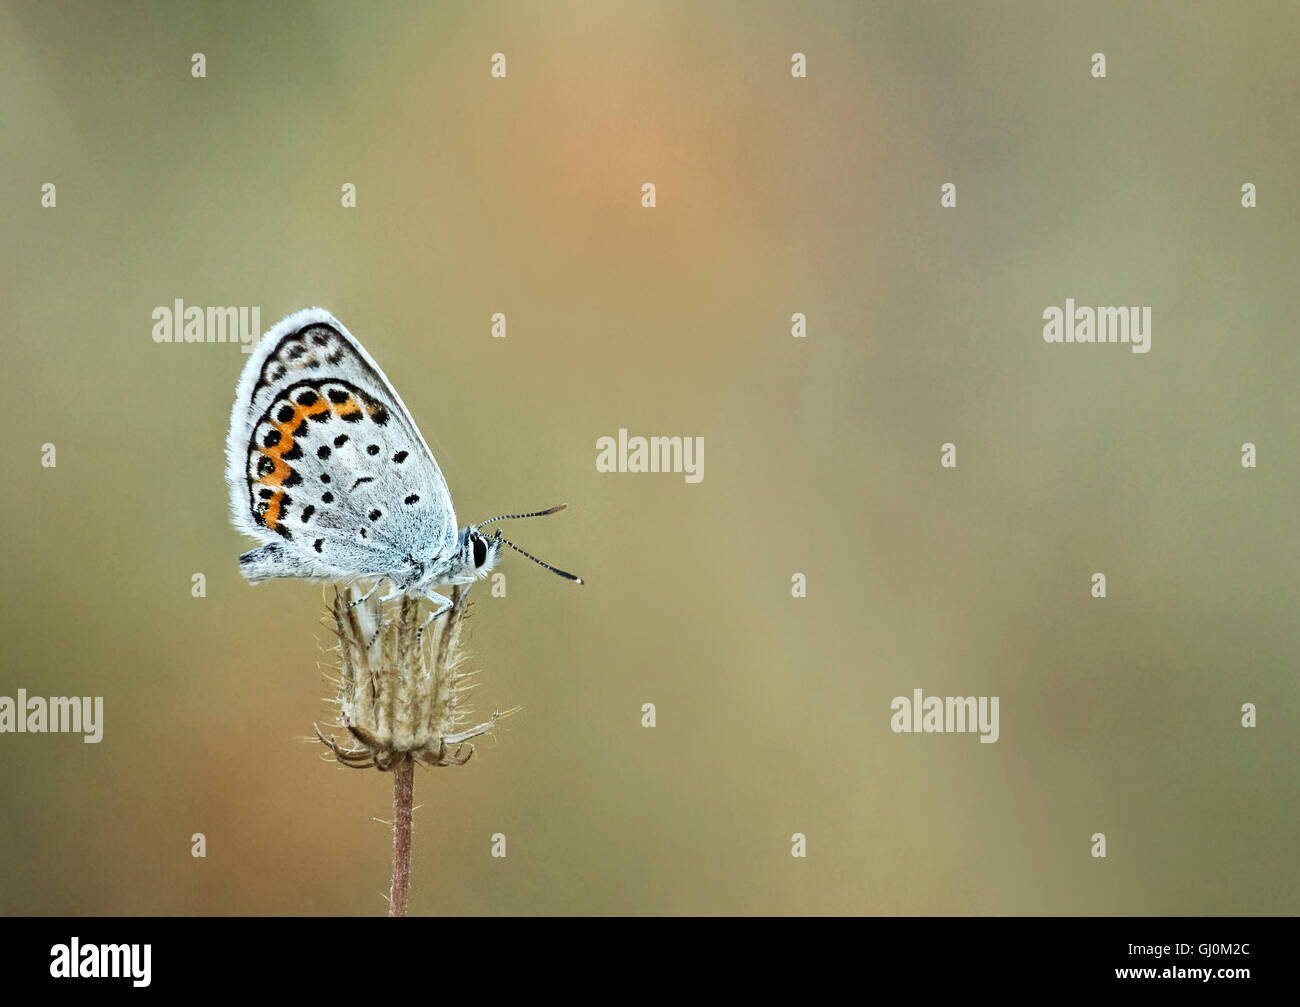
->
{"left": 314, "top": 584, "right": 506, "bottom": 770}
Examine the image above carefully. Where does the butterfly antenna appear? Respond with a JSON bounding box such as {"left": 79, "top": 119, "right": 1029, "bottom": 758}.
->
{"left": 497, "top": 535, "right": 583, "bottom": 584}
{"left": 475, "top": 502, "right": 568, "bottom": 526}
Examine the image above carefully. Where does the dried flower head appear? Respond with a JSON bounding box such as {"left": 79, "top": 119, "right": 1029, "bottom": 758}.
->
{"left": 314, "top": 584, "right": 506, "bottom": 770}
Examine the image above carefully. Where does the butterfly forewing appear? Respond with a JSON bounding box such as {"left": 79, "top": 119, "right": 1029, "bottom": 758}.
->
{"left": 225, "top": 309, "right": 459, "bottom": 583}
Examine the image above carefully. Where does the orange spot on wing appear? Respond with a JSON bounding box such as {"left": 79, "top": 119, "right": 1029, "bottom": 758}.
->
{"left": 257, "top": 450, "right": 293, "bottom": 486}
{"left": 258, "top": 490, "right": 284, "bottom": 530}
{"left": 252, "top": 394, "right": 353, "bottom": 517}
{"left": 262, "top": 399, "right": 325, "bottom": 468}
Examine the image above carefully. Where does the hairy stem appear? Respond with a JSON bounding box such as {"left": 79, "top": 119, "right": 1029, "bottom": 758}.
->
{"left": 389, "top": 755, "right": 414, "bottom": 917}
{"left": 383, "top": 585, "right": 467, "bottom": 915}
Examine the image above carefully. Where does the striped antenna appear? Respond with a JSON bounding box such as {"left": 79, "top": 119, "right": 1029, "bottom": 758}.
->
{"left": 497, "top": 534, "right": 583, "bottom": 584}
{"left": 475, "top": 503, "right": 568, "bottom": 526}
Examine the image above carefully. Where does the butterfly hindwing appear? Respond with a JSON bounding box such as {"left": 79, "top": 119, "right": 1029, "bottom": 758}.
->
{"left": 225, "top": 308, "right": 459, "bottom": 584}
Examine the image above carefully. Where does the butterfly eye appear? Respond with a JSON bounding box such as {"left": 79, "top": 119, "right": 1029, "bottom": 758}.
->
{"left": 472, "top": 534, "right": 488, "bottom": 569}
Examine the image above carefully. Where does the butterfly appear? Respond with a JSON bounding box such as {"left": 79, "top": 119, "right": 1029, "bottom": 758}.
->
{"left": 225, "top": 307, "right": 580, "bottom": 624}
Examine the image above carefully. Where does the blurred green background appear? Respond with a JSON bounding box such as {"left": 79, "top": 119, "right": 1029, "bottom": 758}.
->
{"left": 1, "top": 0, "right": 1296, "bottom": 915}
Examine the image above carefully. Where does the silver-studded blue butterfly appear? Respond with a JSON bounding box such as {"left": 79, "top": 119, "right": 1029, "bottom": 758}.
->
{"left": 225, "top": 308, "right": 580, "bottom": 623}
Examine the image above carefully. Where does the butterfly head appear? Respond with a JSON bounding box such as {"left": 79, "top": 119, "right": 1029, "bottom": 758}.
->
{"left": 455, "top": 526, "right": 503, "bottom": 580}
{"left": 459, "top": 504, "right": 584, "bottom": 585}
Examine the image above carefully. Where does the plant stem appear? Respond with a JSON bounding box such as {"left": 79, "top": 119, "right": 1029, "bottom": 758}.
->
{"left": 389, "top": 755, "right": 414, "bottom": 917}
{"left": 387, "top": 587, "right": 465, "bottom": 916}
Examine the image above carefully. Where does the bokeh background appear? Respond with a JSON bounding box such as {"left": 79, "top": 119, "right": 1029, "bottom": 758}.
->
{"left": 1, "top": 0, "right": 1296, "bottom": 915}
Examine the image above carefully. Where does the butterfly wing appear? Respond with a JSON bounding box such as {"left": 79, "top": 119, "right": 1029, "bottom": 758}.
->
{"left": 225, "top": 308, "right": 458, "bottom": 584}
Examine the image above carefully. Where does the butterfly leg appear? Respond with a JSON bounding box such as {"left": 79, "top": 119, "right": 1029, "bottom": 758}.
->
{"left": 421, "top": 594, "right": 453, "bottom": 627}
{"left": 359, "top": 583, "right": 411, "bottom": 650}
{"left": 414, "top": 592, "right": 454, "bottom": 646}
{"left": 346, "top": 577, "right": 387, "bottom": 611}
